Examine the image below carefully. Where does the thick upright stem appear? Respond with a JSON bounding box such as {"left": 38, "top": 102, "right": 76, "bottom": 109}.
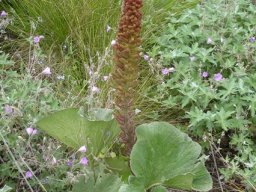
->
{"left": 112, "top": 0, "right": 143, "bottom": 155}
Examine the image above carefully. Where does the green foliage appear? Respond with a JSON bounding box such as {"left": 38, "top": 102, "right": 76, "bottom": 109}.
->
{"left": 3, "top": 0, "right": 119, "bottom": 58}
{"left": 121, "top": 122, "right": 212, "bottom": 191}
{"left": 147, "top": 0, "right": 256, "bottom": 189}
{"left": 0, "top": 62, "right": 73, "bottom": 190}
{"left": 36, "top": 108, "right": 212, "bottom": 191}
{"left": 0, "top": 185, "right": 12, "bottom": 192}
{"left": 1, "top": 0, "right": 200, "bottom": 81}
{"left": 72, "top": 173, "right": 122, "bottom": 192}
{"left": 105, "top": 157, "right": 131, "bottom": 181}
{"left": 0, "top": 52, "right": 14, "bottom": 66}
{"left": 37, "top": 108, "right": 120, "bottom": 156}
{"left": 150, "top": 185, "right": 168, "bottom": 192}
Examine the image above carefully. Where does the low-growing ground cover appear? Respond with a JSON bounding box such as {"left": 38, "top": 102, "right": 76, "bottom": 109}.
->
{"left": 0, "top": 0, "right": 256, "bottom": 191}
{"left": 145, "top": 0, "right": 256, "bottom": 190}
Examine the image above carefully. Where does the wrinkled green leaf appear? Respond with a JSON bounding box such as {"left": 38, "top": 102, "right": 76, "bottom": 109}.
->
{"left": 118, "top": 184, "right": 144, "bottom": 192}
{"left": 119, "top": 176, "right": 145, "bottom": 192}
{"left": 131, "top": 122, "right": 201, "bottom": 187}
{"left": 192, "top": 162, "right": 213, "bottom": 191}
{"left": 105, "top": 157, "right": 131, "bottom": 181}
{"left": 72, "top": 174, "right": 122, "bottom": 192}
{"left": 37, "top": 108, "right": 120, "bottom": 155}
{"left": 130, "top": 122, "right": 212, "bottom": 191}
{"left": 150, "top": 185, "right": 168, "bottom": 192}
{"left": 165, "top": 162, "right": 213, "bottom": 191}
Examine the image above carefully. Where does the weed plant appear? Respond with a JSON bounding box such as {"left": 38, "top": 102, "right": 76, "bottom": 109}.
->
{"left": 145, "top": 0, "right": 256, "bottom": 190}
{"left": 0, "top": 66, "right": 73, "bottom": 190}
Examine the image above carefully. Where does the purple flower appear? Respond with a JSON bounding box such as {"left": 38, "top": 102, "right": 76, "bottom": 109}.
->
{"left": 249, "top": 37, "right": 255, "bottom": 43}
{"left": 161, "top": 68, "right": 170, "bottom": 75}
{"left": 201, "top": 71, "right": 209, "bottom": 78}
{"left": 34, "top": 36, "right": 40, "bottom": 43}
{"left": 33, "top": 35, "right": 44, "bottom": 44}
{"left": 92, "top": 86, "right": 100, "bottom": 94}
{"left": 4, "top": 105, "right": 13, "bottom": 115}
{"left": 26, "top": 127, "right": 38, "bottom": 136}
{"left": 78, "top": 146, "right": 87, "bottom": 153}
{"left": 42, "top": 67, "right": 51, "bottom": 75}
{"left": 0, "top": 11, "right": 7, "bottom": 17}
{"left": 207, "top": 37, "right": 213, "bottom": 44}
{"left": 214, "top": 73, "right": 223, "bottom": 81}
{"left": 25, "top": 171, "right": 33, "bottom": 179}
{"left": 80, "top": 157, "right": 88, "bottom": 166}
{"left": 143, "top": 54, "right": 149, "bottom": 61}
{"left": 66, "top": 160, "right": 73, "bottom": 167}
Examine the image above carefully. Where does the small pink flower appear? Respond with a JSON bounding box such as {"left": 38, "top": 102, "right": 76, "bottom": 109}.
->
{"left": 92, "top": 86, "right": 100, "bottom": 94}
{"left": 25, "top": 171, "right": 33, "bottom": 179}
{"left": 66, "top": 160, "right": 73, "bottom": 167}
{"left": 214, "top": 73, "right": 223, "bottom": 81}
{"left": 42, "top": 67, "right": 51, "bottom": 75}
{"left": 207, "top": 37, "right": 213, "bottom": 44}
{"left": 26, "top": 127, "right": 38, "bottom": 136}
{"left": 0, "top": 11, "right": 7, "bottom": 17}
{"left": 52, "top": 157, "right": 57, "bottom": 165}
{"left": 111, "top": 40, "right": 117, "bottom": 46}
{"left": 143, "top": 54, "right": 149, "bottom": 61}
{"left": 202, "top": 71, "right": 209, "bottom": 78}
{"left": 34, "top": 36, "right": 40, "bottom": 43}
{"left": 106, "top": 25, "right": 111, "bottom": 33}
{"left": 103, "top": 76, "right": 109, "bottom": 81}
{"left": 161, "top": 68, "right": 170, "bottom": 75}
{"left": 4, "top": 105, "right": 13, "bottom": 115}
{"left": 80, "top": 157, "right": 88, "bottom": 166}
{"left": 33, "top": 35, "right": 44, "bottom": 44}
{"left": 78, "top": 146, "right": 87, "bottom": 153}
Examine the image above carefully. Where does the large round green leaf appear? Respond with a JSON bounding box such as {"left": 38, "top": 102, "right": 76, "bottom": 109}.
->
{"left": 130, "top": 122, "right": 207, "bottom": 189}
{"left": 72, "top": 174, "right": 122, "bottom": 192}
{"left": 165, "top": 162, "right": 213, "bottom": 191}
{"left": 36, "top": 108, "right": 120, "bottom": 155}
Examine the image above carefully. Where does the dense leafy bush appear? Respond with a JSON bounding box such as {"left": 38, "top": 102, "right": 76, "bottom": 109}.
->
{"left": 146, "top": 0, "right": 256, "bottom": 189}
{"left": 0, "top": 60, "right": 74, "bottom": 191}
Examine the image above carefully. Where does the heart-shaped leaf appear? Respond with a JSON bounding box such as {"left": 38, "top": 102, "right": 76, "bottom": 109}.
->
{"left": 165, "top": 162, "right": 213, "bottom": 191}
{"left": 37, "top": 108, "right": 120, "bottom": 155}
{"left": 72, "top": 174, "right": 122, "bottom": 192}
{"left": 129, "top": 122, "right": 212, "bottom": 191}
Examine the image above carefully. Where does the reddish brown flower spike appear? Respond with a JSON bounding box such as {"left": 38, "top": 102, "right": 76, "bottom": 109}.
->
{"left": 112, "top": 0, "right": 143, "bottom": 155}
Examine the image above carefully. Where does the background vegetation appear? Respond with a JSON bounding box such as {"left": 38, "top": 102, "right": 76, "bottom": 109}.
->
{"left": 1, "top": 0, "right": 256, "bottom": 191}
